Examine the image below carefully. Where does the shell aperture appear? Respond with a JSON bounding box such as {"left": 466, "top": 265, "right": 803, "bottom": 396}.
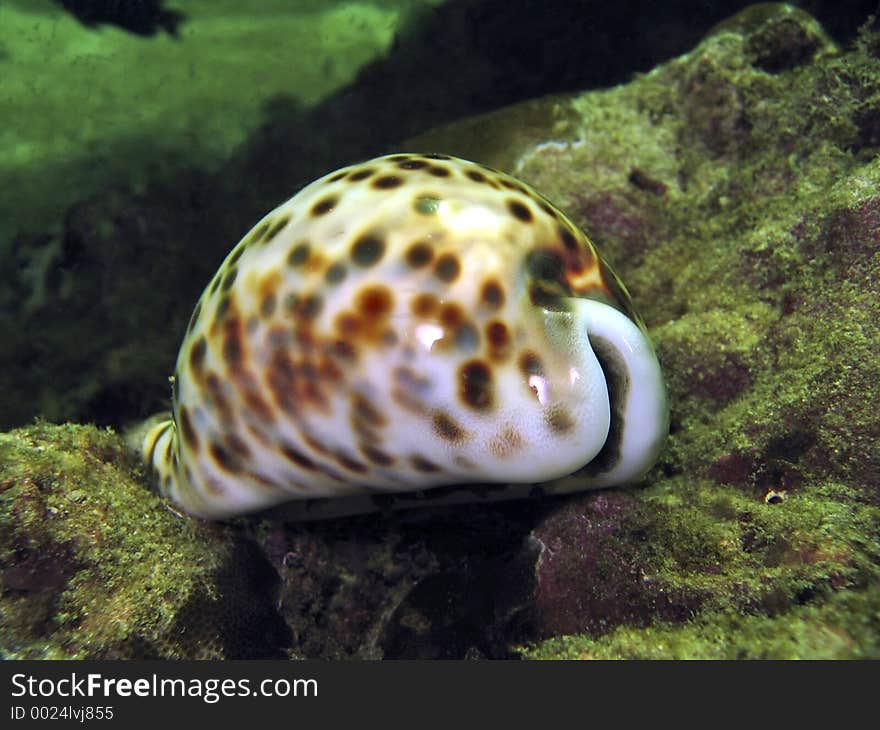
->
{"left": 143, "top": 153, "right": 668, "bottom": 519}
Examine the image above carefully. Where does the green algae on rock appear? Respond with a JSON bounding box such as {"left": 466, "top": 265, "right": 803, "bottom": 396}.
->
{"left": 0, "top": 423, "right": 288, "bottom": 659}
{"left": 521, "top": 581, "right": 880, "bottom": 659}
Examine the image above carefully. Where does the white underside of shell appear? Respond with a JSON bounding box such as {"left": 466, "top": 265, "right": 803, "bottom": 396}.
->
{"left": 573, "top": 298, "right": 669, "bottom": 487}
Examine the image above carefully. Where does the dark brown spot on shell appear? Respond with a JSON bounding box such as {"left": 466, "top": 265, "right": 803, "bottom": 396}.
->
{"left": 352, "top": 393, "right": 387, "bottom": 427}
{"left": 434, "top": 253, "right": 460, "bottom": 282}
{"left": 406, "top": 241, "right": 433, "bottom": 268}
{"left": 295, "top": 327, "right": 318, "bottom": 354}
{"left": 439, "top": 302, "right": 465, "bottom": 328}
{"left": 327, "top": 171, "right": 347, "bottom": 183}
{"left": 260, "top": 293, "right": 277, "bottom": 318}
{"left": 490, "top": 427, "right": 524, "bottom": 458}
{"left": 291, "top": 293, "right": 324, "bottom": 320}
{"left": 205, "top": 372, "right": 234, "bottom": 424}
{"left": 228, "top": 246, "right": 245, "bottom": 267}
{"left": 351, "top": 234, "right": 386, "bottom": 267}
{"left": 302, "top": 432, "right": 331, "bottom": 456}
{"left": 459, "top": 359, "right": 494, "bottom": 411}
{"left": 246, "top": 469, "right": 280, "bottom": 490}
{"left": 264, "top": 215, "right": 291, "bottom": 243}
{"left": 394, "top": 365, "right": 431, "bottom": 395}
{"left": 373, "top": 175, "right": 403, "bottom": 189}
{"left": 529, "top": 280, "right": 567, "bottom": 309}
{"left": 335, "top": 312, "right": 360, "bottom": 336}
{"left": 519, "top": 351, "right": 544, "bottom": 377}
{"left": 189, "top": 336, "right": 207, "bottom": 372}
{"left": 432, "top": 411, "right": 466, "bottom": 442}
{"left": 526, "top": 248, "right": 564, "bottom": 282}
{"left": 348, "top": 167, "right": 375, "bottom": 181}
{"left": 559, "top": 225, "right": 578, "bottom": 251}
{"left": 466, "top": 170, "right": 488, "bottom": 183}
{"left": 481, "top": 279, "right": 505, "bottom": 310}
{"left": 325, "top": 262, "right": 347, "bottom": 284}
{"left": 398, "top": 159, "right": 428, "bottom": 170}
{"left": 412, "top": 293, "right": 438, "bottom": 317}
{"left": 485, "top": 320, "right": 511, "bottom": 361}
{"left": 242, "top": 386, "right": 275, "bottom": 424}
{"left": 288, "top": 242, "right": 310, "bottom": 267}
{"left": 203, "top": 475, "right": 226, "bottom": 497}
{"left": 330, "top": 339, "right": 357, "bottom": 361}
{"left": 499, "top": 178, "right": 529, "bottom": 195}
{"left": 360, "top": 444, "right": 395, "bottom": 467}
{"left": 225, "top": 433, "right": 251, "bottom": 459}
{"left": 539, "top": 201, "right": 559, "bottom": 219}
{"left": 215, "top": 294, "right": 230, "bottom": 323}
{"left": 318, "top": 355, "right": 343, "bottom": 383}
{"left": 427, "top": 165, "right": 450, "bottom": 177}
{"left": 392, "top": 387, "right": 427, "bottom": 415}
{"left": 546, "top": 405, "right": 576, "bottom": 433}
{"left": 222, "top": 317, "right": 244, "bottom": 370}
{"left": 334, "top": 451, "right": 368, "bottom": 473}
{"left": 352, "top": 413, "right": 381, "bottom": 443}
{"left": 279, "top": 441, "right": 316, "bottom": 470}
{"left": 265, "top": 350, "right": 297, "bottom": 416}
{"left": 210, "top": 442, "right": 243, "bottom": 473}
{"left": 357, "top": 285, "right": 393, "bottom": 319}
{"left": 507, "top": 199, "right": 533, "bottom": 223}
{"left": 311, "top": 196, "right": 337, "bottom": 217}
{"left": 246, "top": 219, "right": 271, "bottom": 246}
{"left": 221, "top": 267, "right": 238, "bottom": 292}
{"left": 179, "top": 407, "right": 199, "bottom": 451}
{"left": 410, "top": 454, "right": 440, "bottom": 472}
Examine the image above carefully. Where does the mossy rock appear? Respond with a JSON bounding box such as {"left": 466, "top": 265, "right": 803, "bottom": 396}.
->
{"left": 0, "top": 423, "right": 288, "bottom": 658}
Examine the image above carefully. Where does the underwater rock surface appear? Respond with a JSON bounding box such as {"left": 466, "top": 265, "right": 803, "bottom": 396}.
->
{"left": 0, "top": 424, "right": 290, "bottom": 659}
{"left": 2, "top": 4, "right": 880, "bottom": 658}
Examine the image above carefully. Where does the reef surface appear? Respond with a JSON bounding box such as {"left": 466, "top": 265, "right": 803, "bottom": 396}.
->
{"left": 2, "top": 4, "right": 880, "bottom": 658}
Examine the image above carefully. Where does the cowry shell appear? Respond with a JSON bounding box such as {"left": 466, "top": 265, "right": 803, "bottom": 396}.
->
{"left": 143, "top": 153, "right": 668, "bottom": 519}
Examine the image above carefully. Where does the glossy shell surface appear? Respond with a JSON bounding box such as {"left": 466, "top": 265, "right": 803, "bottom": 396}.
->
{"left": 143, "top": 153, "right": 668, "bottom": 519}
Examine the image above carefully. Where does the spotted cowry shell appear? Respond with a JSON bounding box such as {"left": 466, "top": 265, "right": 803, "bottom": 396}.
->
{"left": 143, "top": 153, "right": 668, "bottom": 520}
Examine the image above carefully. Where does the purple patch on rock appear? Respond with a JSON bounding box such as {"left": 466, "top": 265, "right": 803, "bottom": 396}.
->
{"left": 528, "top": 494, "right": 700, "bottom": 638}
